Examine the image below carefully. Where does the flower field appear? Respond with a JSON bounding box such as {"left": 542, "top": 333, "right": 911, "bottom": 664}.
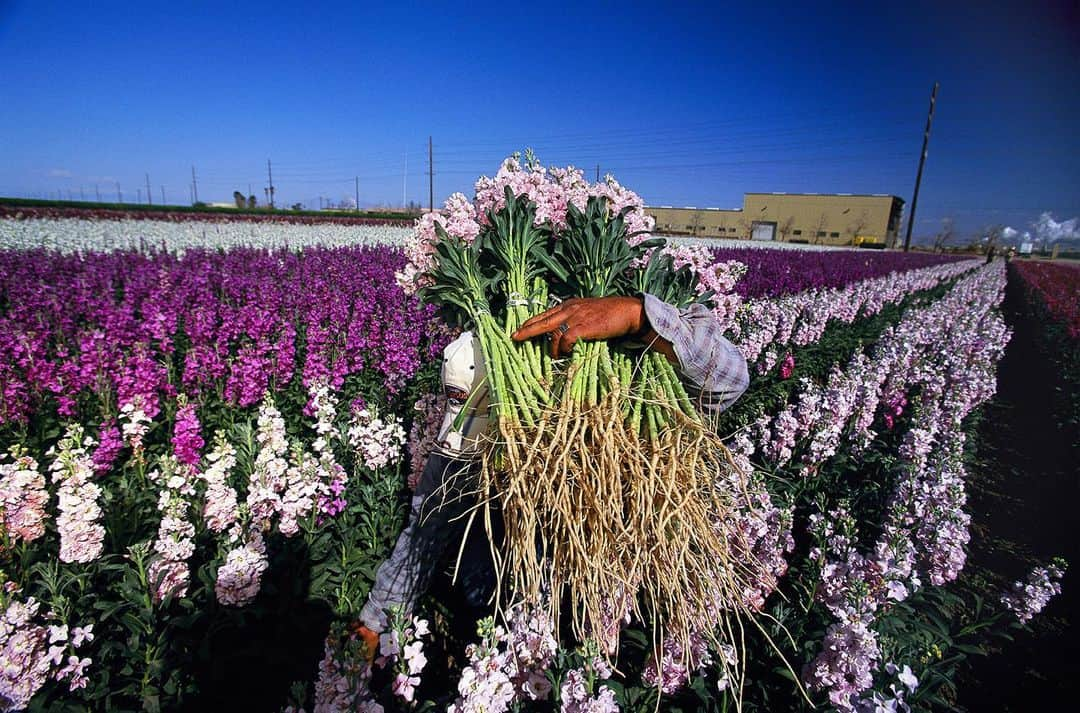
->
{"left": 0, "top": 202, "right": 1065, "bottom": 713}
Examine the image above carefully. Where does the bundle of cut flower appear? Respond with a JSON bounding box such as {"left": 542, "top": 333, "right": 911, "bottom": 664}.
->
{"left": 396, "top": 152, "right": 764, "bottom": 686}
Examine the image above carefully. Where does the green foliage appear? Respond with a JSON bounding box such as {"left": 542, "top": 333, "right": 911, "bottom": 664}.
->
{"left": 541, "top": 196, "right": 662, "bottom": 298}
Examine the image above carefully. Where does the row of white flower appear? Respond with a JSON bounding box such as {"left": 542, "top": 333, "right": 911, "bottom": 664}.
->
{"left": 0, "top": 217, "right": 413, "bottom": 254}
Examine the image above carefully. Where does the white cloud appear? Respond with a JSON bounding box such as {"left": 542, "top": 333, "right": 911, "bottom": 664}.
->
{"left": 47, "top": 168, "right": 73, "bottom": 178}
{"left": 1032, "top": 212, "right": 1079, "bottom": 243}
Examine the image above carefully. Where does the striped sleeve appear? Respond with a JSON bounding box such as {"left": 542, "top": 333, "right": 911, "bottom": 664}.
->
{"left": 642, "top": 293, "right": 750, "bottom": 413}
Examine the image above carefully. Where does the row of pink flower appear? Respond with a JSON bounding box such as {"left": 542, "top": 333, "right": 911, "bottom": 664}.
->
{"left": 749, "top": 262, "right": 1006, "bottom": 475}
{"left": 793, "top": 263, "right": 1010, "bottom": 710}
{"left": 0, "top": 246, "right": 452, "bottom": 428}
{"left": 733, "top": 258, "right": 981, "bottom": 372}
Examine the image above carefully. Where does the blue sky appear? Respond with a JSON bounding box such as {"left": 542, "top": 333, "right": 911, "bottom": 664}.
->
{"left": 0, "top": 0, "right": 1077, "bottom": 239}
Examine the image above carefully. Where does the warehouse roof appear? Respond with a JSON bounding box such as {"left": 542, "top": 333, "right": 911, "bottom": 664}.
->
{"left": 745, "top": 192, "right": 903, "bottom": 200}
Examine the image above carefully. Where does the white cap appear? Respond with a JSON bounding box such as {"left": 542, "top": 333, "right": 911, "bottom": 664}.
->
{"left": 436, "top": 331, "right": 490, "bottom": 454}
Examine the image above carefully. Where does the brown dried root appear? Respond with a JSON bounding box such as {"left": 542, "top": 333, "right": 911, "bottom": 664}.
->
{"left": 471, "top": 380, "right": 774, "bottom": 689}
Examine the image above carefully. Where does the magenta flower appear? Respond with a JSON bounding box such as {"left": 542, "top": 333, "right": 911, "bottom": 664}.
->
{"left": 780, "top": 353, "right": 796, "bottom": 379}
{"left": 171, "top": 400, "right": 204, "bottom": 467}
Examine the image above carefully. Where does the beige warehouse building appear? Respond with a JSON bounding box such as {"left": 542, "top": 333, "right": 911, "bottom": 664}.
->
{"left": 648, "top": 193, "right": 905, "bottom": 247}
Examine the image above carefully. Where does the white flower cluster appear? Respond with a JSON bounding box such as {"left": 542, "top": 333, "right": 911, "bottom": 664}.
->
{"left": 214, "top": 534, "right": 269, "bottom": 607}
{"left": 119, "top": 401, "right": 152, "bottom": 454}
{"left": 200, "top": 431, "right": 240, "bottom": 537}
{"left": 347, "top": 408, "right": 406, "bottom": 471}
{"left": 1001, "top": 561, "right": 1066, "bottom": 624}
{"left": 214, "top": 394, "right": 286, "bottom": 606}
{"left": 298, "top": 382, "right": 348, "bottom": 524}
{"left": 448, "top": 607, "right": 559, "bottom": 713}
{"left": 279, "top": 448, "right": 322, "bottom": 537}
{"left": 246, "top": 395, "right": 290, "bottom": 531}
{"left": 146, "top": 456, "right": 198, "bottom": 601}
{"left": 47, "top": 425, "right": 104, "bottom": 564}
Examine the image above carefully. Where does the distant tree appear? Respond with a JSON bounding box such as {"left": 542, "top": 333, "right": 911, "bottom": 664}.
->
{"left": 933, "top": 217, "right": 955, "bottom": 253}
{"left": 812, "top": 213, "right": 829, "bottom": 244}
{"left": 233, "top": 191, "right": 245, "bottom": 209}
{"left": 290, "top": 202, "right": 303, "bottom": 211}
{"left": 981, "top": 224, "right": 1004, "bottom": 255}
{"left": 778, "top": 216, "right": 795, "bottom": 242}
{"left": 689, "top": 211, "right": 703, "bottom": 235}
{"left": 248, "top": 195, "right": 257, "bottom": 209}
{"left": 847, "top": 210, "right": 870, "bottom": 245}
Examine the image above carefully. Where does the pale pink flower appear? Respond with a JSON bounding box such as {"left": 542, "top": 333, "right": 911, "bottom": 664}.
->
{"left": 0, "top": 448, "right": 49, "bottom": 545}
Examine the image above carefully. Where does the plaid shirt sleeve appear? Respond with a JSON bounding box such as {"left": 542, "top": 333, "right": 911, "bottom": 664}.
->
{"left": 642, "top": 294, "right": 750, "bottom": 413}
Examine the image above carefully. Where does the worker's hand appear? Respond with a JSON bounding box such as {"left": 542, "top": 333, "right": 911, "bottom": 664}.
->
{"left": 512, "top": 296, "right": 647, "bottom": 358}
{"left": 351, "top": 623, "right": 381, "bottom": 663}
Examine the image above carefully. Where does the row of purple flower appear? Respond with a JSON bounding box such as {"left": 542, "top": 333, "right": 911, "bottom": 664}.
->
{"left": 0, "top": 247, "right": 451, "bottom": 429}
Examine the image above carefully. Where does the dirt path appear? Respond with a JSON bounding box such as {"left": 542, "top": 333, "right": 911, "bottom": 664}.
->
{"left": 958, "top": 266, "right": 1079, "bottom": 710}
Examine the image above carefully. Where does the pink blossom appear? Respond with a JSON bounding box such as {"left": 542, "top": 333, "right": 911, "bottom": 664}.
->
{"left": 215, "top": 535, "right": 269, "bottom": 606}
{"left": 47, "top": 424, "right": 105, "bottom": 563}
{"left": 0, "top": 448, "right": 48, "bottom": 545}
{"left": 200, "top": 432, "right": 239, "bottom": 534}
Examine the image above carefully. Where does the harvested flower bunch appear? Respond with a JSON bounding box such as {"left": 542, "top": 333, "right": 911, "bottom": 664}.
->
{"left": 397, "top": 152, "right": 763, "bottom": 691}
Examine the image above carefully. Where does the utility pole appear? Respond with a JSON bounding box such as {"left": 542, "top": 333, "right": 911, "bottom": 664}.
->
{"left": 903, "top": 82, "right": 938, "bottom": 252}
{"left": 145, "top": 173, "right": 152, "bottom": 204}
{"left": 596, "top": 164, "right": 600, "bottom": 182}
{"left": 137, "top": 188, "right": 142, "bottom": 204}
{"left": 191, "top": 165, "right": 199, "bottom": 204}
{"left": 355, "top": 176, "right": 360, "bottom": 213}
{"left": 403, "top": 153, "right": 407, "bottom": 209}
{"left": 267, "top": 159, "right": 275, "bottom": 209}
{"left": 428, "top": 136, "right": 433, "bottom": 212}
{"left": 95, "top": 184, "right": 100, "bottom": 202}
{"left": 160, "top": 186, "right": 166, "bottom": 205}
{"left": 116, "top": 182, "right": 122, "bottom": 202}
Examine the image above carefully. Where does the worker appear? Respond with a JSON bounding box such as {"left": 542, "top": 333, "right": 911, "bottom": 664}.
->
{"left": 353, "top": 294, "right": 750, "bottom": 652}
